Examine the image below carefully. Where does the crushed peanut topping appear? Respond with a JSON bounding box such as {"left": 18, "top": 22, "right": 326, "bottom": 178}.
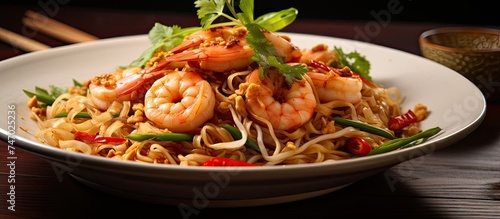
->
{"left": 413, "top": 103, "right": 428, "bottom": 122}
{"left": 321, "top": 119, "right": 336, "bottom": 134}
{"left": 92, "top": 74, "right": 117, "bottom": 89}
{"left": 27, "top": 96, "right": 38, "bottom": 108}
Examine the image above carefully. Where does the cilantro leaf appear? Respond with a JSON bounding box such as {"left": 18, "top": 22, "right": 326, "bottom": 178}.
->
{"left": 238, "top": 0, "right": 254, "bottom": 22}
{"left": 195, "top": 0, "right": 227, "bottom": 29}
{"left": 267, "top": 57, "right": 307, "bottom": 83}
{"left": 245, "top": 22, "right": 307, "bottom": 83}
{"left": 195, "top": 0, "right": 306, "bottom": 83}
{"left": 127, "top": 23, "right": 200, "bottom": 68}
{"left": 254, "top": 8, "right": 298, "bottom": 32}
{"left": 334, "top": 46, "right": 372, "bottom": 82}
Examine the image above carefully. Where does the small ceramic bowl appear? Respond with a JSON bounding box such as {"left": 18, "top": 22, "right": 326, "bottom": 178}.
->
{"left": 419, "top": 27, "right": 500, "bottom": 102}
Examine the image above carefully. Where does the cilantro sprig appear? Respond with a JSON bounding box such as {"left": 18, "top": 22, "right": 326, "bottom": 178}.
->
{"left": 127, "top": 0, "right": 306, "bottom": 83}
{"left": 195, "top": 0, "right": 307, "bottom": 83}
{"left": 127, "top": 24, "right": 201, "bottom": 68}
{"left": 334, "top": 46, "right": 372, "bottom": 82}
{"left": 195, "top": 0, "right": 297, "bottom": 31}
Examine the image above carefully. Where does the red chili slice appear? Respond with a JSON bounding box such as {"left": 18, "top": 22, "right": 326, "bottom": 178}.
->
{"left": 345, "top": 137, "right": 372, "bottom": 156}
{"left": 74, "top": 131, "right": 126, "bottom": 145}
{"left": 201, "top": 157, "right": 257, "bottom": 166}
{"left": 389, "top": 109, "right": 418, "bottom": 131}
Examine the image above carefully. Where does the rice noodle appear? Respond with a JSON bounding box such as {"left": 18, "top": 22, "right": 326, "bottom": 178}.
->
{"left": 26, "top": 39, "right": 423, "bottom": 166}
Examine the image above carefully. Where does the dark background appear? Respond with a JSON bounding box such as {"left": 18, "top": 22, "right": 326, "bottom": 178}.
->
{"left": 5, "top": 0, "right": 499, "bottom": 26}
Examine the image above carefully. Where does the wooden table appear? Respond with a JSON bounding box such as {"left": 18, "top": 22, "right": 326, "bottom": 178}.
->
{"left": 1, "top": 4, "right": 499, "bottom": 218}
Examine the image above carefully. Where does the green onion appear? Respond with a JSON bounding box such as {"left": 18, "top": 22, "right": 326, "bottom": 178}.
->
{"left": 54, "top": 112, "right": 119, "bottom": 118}
{"left": 126, "top": 133, "right": 194, "bottom": 142}
{"left": 221, "top": 124, "right": 260, "bottom": 152}
{"left": 333, "top": 117, "right": 395, "bottom": 139}
{"left": 73, "top": 79, "right": 83, "bottom": 87}
{"left": 55, "top": 112, "right": 91, "bottom": 118}
{"left": 23, "top": 89, "right": 56, "bottom": 106}
{"left": 368, "top": 127, "right": 442, "bottom": 155}
{"left": 35, "top": 86, "right": 50, "bottom": 96}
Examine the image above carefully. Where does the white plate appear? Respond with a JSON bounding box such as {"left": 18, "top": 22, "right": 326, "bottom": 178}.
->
{"left": 0, "top": 33, "right": 486, "bottom": 207}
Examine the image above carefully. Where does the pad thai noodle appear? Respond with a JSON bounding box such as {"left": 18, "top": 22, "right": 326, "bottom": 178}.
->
{"left": 23, "top": 0, "right": 440, "bottom": 167}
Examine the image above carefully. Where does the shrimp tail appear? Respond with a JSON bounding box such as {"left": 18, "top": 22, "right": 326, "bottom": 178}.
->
{"left": 116, "top": 70, "right": 167, "bottom": 95}
{"left": 168, "top": 36, "right": 204, "bottom": 54}
{"left": 164, "top": 49, "right": 209, "bottom": 63}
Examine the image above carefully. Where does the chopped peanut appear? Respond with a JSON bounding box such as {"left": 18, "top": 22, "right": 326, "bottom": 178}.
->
{"left": 26, "top": 96, "right": 38, "bottom": 108}
{"left": 321, "top": 118, "right": 336, "bottom": 134}
{"left": 286, "top": 141, "right": 296, "bottom": 150}
{"left": 413, "top": 103, "right": 428, "bottom": 122}
{"left": 407, "top": 125, "right": 422, "bottom": 136}
{"left": 127, "top": 109, "right": 144, "bottom": 124}
{"left": 69, "top": 85, "right": 88, "bottom": 96}
{"left": 30, "top": 107, "right": 46, "bottom": 117}
{"left": 132, "top": 103, "right": 144, "bottom": 111}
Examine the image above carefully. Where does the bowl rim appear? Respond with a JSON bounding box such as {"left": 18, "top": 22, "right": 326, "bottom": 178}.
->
{"left": 418, "top": 26, "right": 500, "bottom": 53}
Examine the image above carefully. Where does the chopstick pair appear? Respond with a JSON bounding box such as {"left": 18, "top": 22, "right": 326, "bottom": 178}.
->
{"left": 0, "top": 10, "right": 99, "bottom": 52}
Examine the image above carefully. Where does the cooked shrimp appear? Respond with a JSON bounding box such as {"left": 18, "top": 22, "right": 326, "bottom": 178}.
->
{"left": 244, "top": 68, "right": 317, "bottom": 131}
{"left": 89, "top": 67, "right": 166, "bottom": 110}
{"left": 160, "top": 26, "right": 301, "bottom": 72}
{"left": 261, "top": 30, "right": 302, "bottom": 63}
{"left": 144, "top": 70, "right": 216, "bottom": 132}
{"left": 307, "top": 69, "right": 363, "bottom": 104}
{"left": 299, "top": 44, "right": 339, "bottom": 66}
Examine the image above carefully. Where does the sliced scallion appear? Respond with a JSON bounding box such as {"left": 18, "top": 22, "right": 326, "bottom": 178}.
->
{"left": 221, "top": 124, "right": 260, "bottom": 152}
{"left": 333, "top": 117, "right": 395, "bottom": 139}
{"left": 126, "top": 133, "right": 194, "bottom": 142}
{"left": 368, "top": 127, "right": 442, "bottom": 155}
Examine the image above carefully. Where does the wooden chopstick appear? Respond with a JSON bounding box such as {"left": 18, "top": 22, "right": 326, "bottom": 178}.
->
{"left": 23, "top": 10, "right": 99, "bottom": 43}
{"left": 0, "top": 27, "right": 50, "bottom": 52}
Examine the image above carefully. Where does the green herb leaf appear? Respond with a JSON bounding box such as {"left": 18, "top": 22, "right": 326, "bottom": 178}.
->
{"left": 269, "top": 56, "right": 307, "bottom": 83}
{"left": 127, "top": 23, "right": 201, "bottom": 68}
{"left": 334, "top": 46, "right": 372, "bottom": 82}
{"left": 245, "top": 22, "right": 307, "bottom": 83}
{"left": 196, "top": 0, "right": 233, "bottom": 29}
{"left": 73, "top": 79, "right": 83, "bottom": 87}
{"left": 254, "top": 8, "right": 298, "bottom": 32}
{"left": 238, "top": 0, "right": 254, "bottom": 22}
{"left": 195, "top": 0, "right": 306, "bottom": 83}
{"left": 127, "top": 44, "right": 162, "bottom": 68}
